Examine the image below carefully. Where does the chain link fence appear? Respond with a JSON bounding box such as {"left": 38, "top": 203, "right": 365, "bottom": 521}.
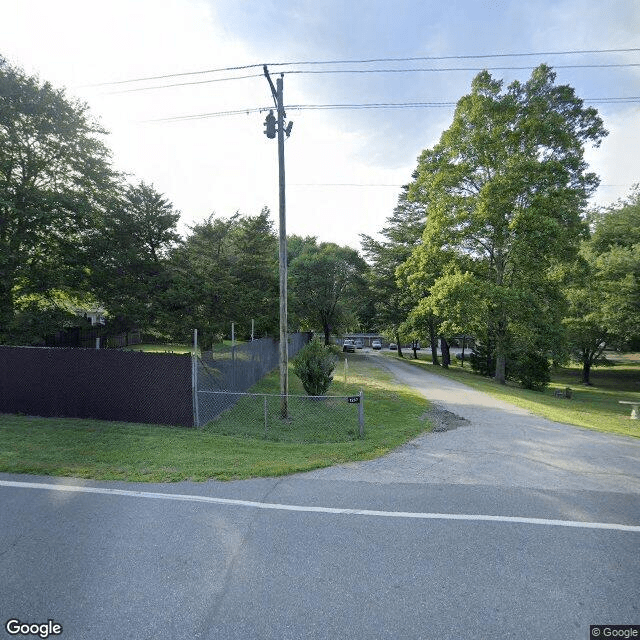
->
{"left": 2, "top": 332, "right": 364, "bottom": 437}
{"left": 193, "top": 332, "right": 365, "bottom": 440}
{"left": 197, "top": 390, "right": 364, "bottom": 442}
{"left": 197, "top": 333, "right": 309, "bottom": 393}
{"left": 194, "top": 332, "right": 309, "bottom": 426}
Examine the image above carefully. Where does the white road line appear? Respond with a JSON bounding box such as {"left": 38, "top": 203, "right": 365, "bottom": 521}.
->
{"left": 1, "top": 479, "right": 639, "bottom": 532}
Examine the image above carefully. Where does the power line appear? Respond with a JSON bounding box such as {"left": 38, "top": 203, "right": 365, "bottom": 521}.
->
{"left": 284, "top": 63, "right": 640, "bottom": 76}
{"left": 291, "top": 182, "right": 633, "bottom": 188}
{"left": 146, "top": 97, "right": 640, "bottom": 123}
{"left": 288, "top": 101, "right": 458, "bottom": 110}
{"left": 290, "top": 183, "right": 404, "bottom": 187}
{"left": 273, "top": 48, "right": 640, "bottom": 66}
{"left": 84, "top": 65, "right": 265, "bottom": 87}
{"left": 86, "top": 47, "right": 640, "bottom": 87}
{"left": 106, "top": 63, "right": 640, "bottom": 95}
{"left": 107, "top": 73, "right": 264, "bottom": 94}
{"left": 146, "top": 107, "right": 265, "bottom": 122}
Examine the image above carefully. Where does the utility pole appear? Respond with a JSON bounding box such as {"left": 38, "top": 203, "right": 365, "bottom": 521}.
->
{"left": 263, "top": 66, "right": 293, "bottom": 418}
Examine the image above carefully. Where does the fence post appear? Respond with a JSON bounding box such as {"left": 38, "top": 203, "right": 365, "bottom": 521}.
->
{"left": 192, "top": 329, "right": 200, "bottom": 428}
{"left": 231, "top": 322, "right": 236, "bottom": 391}
{"left": 358, "top": 389, "right": 364, "bottom": 438}
{"left": 344, "top": 357, "right": 348, "bottom": 384}
{"left": 264, "top": 395, "right": 268, "bottom": 438}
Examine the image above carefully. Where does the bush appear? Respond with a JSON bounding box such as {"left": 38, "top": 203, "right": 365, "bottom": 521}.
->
{"left": 469, "top": 342, "right": 496, "bottom": 377}
{"left": 509, "top": 350, "right": 550, "bottom": 391}
{"left": 292, "top": 339, "right": 337, "bottom": 396}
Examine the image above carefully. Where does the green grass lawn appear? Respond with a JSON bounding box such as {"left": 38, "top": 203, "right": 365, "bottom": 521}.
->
{"left": 121, "top": 342, "right": 196, "bottom": 354}
{"left": 121, "top": 340, "right": 243, "bottom": 355}
{"left": 384, "top": 351, "right": 640, "bottom": 438}
{"left": 0, "top": 353, "right": 431, "bottom": 482}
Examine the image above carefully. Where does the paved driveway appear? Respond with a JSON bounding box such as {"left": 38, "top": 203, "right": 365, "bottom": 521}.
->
{"left": 303, "top": 354, "right": 640, "bottom": 494}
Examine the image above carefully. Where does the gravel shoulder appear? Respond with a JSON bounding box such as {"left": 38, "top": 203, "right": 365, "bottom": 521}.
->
{"left": 302, "top": 353, "right": 640, "bottom": 494}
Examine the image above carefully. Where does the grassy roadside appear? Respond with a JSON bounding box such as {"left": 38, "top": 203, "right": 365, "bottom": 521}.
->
{"left": 382, "top": 351, "right": 640, "bottom": 438}
{"left": 0, "top": 353, "right": 431, "bottom": 482}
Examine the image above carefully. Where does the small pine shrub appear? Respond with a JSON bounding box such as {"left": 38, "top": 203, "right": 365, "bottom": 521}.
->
{"left": 469, "top": 342, "right": 496, "bottom": 377}
{"left": 509, "top": 351, "right": 550, "bottom": 391}
{"left": 292, "top": 339, "right": 337, "bottom": 396}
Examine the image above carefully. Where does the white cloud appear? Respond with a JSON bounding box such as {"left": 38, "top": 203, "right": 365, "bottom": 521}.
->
{"left": 2, "top": 0, "right": 639, "bottom": 249}
{"left": 586, "top": 106, "right": 640, "bottom": 207}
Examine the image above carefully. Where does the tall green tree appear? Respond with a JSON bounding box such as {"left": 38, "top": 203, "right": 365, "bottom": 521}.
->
{"left": 84, "top": 181, "right": 181, "bottom": 331}
{"left": 587, "top": 187, "right": 640, "bottom": 348}
{"left": 361, "top": 186, "right": 426, "bottom": 357}
{"left": 166, "top": 209, "right": 278, "bottom": 347}
{"left": 226, "top": 207, "right": 280, "bottom": 337}
{"left": 406, "top": 65, "right": 607, "bottom": 383}
{"left": 564, "top": 187, "right": 640, "bottom": 383}
{"left": 289, "top": 240, "right": 367, "bottom": 345}
{"left": 0, "top": 58, "right": 116, "bottom": 341}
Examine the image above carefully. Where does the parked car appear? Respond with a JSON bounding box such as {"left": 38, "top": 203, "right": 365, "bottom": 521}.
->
{"left": 389, "top": 343, "right": 397, "bottom": 350}
{"left": 354, "top": 339, "right": 364, "bottom": 349}
{"left": 371, "top": 339, "right": 382, "bottom": 350}
{"left": 343, "top": 339, "right": 356, "bottom": 353}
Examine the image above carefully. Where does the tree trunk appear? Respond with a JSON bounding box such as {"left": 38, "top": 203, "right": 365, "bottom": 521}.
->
{"left": 323, "top": 324, "right": 331, "bottom": 346}
{"left": 494, "top": 333, "right": 506, "bottom": 384}
{"left": 493, "top": 257, "right": 507, "bottom": 384}
{"left": 428, "top": 316, "right": 439, "bottom": 366}
{"left": 412, "top": 340, "right": 418, "bottom": 359}
{"left": 396, "top": 331, "right": 404, "bottom": 358}
{"left": 460, "top": 336, "right": 466, "bottom": 367}
{"left": 581, "top": 359, "right": 592, "bottom": 385}
{"left": 440, "top": 337, "right": 450, "bottom": 369}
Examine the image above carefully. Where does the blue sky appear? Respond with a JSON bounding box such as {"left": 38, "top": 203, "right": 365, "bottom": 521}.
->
{"left": 2, "top": 0, "right": 639, "bottom": 248}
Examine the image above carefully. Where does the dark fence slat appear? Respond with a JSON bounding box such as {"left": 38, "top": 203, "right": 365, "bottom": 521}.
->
{"left": 0, "top": 347, "right": 193, "bottom": 427}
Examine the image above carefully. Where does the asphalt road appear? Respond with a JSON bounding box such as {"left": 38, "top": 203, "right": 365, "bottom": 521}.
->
{"left": 1, "top": 356, "right": 639, "bottom": 640}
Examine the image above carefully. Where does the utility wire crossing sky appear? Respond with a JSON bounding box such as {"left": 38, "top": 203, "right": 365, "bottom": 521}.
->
{"left": 2, "top": 1, "right": 639, "bottom": 248}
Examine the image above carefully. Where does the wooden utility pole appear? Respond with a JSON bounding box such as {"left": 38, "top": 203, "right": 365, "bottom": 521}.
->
{"left": 264, "top": 66, "right": 293, "bottom": 417}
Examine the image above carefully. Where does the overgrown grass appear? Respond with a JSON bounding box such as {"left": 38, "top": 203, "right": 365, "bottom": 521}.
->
{"left": 384, "top": 351, "right": 640, "bottom": 438}
{"left": 0, "top": 354, "right": 431, "bottom": 482}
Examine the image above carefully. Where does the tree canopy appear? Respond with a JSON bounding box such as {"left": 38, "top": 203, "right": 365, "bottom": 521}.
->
{"left": 361, "top": 186, "right": 426, "bottom": 357}
{"left": 83, "top": 181, "right": 181, "bottom": 332}
{"left": 289, "top": 239, "right": 367, "bottom": 345}
{"left": 564, "top": 187, "right": 640, "bottom": 383}
{"left": 165, "top": 209, "right": 279, "bottom": 347}
{"left": 404, "top": 64, "right": 607, "bottom": 383}
{"left": 0, "top": 57, "right": 116, "bottom": 341}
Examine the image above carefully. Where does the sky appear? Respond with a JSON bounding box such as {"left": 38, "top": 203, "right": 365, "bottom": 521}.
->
{"left": 1, "top": 0, "right": 639, "bottom": 249}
